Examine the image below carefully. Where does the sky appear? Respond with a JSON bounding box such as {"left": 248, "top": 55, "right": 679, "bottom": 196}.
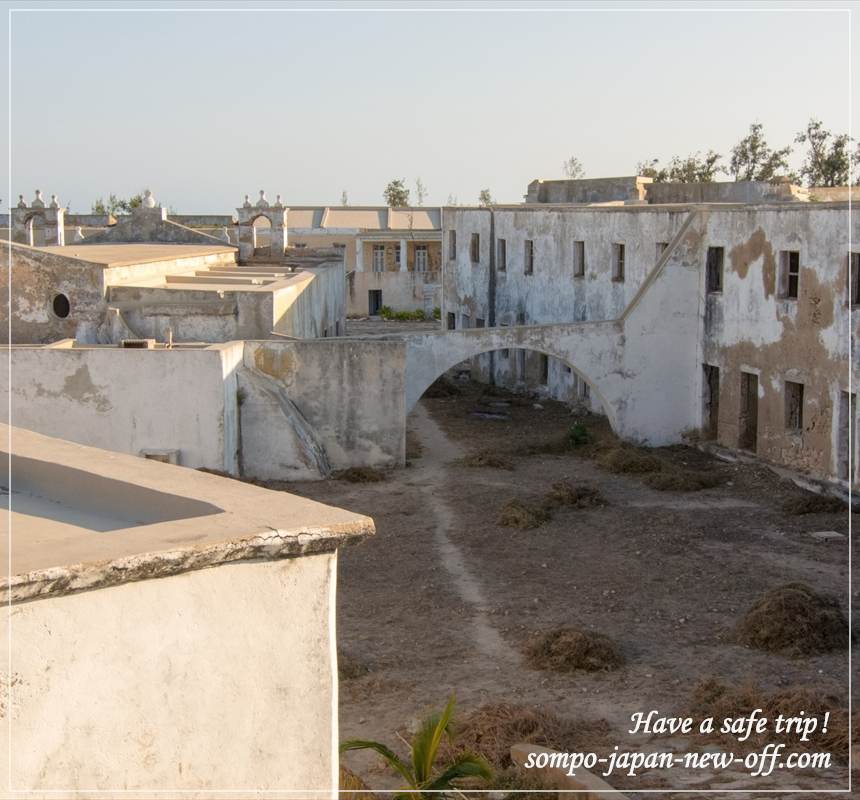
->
{"left": 0, "top": 0, "right": 858, "bottom": 212}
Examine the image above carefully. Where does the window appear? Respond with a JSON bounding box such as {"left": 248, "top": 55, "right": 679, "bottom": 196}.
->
{"left": 448, "top": 230, "right": 457, "bottom": 260}
{"left": 446, "top": 312, "right": 456, "bottom": 331}
{"left": 573, "top": 240, "right": 585, "bottom": 278}
{"left": 52, "top": 293, "right": 70, "bottom": 319}
{"left": 539, "top": 354, "right": 549, "bottom": 385}
{"left": 372, "top": 244, "right": 385, "bottom": 272}
{"left": 850, "top": 252, "right": 860, "bottom": 307}
{"left": 475, "top": 317, "right": 485, "bottom": 328}
{"left": 524, "top": 239, "right": 534, "bottom": 275}
{"left": 656, "top": 241, "right": 669, "bottom": 259}
{"left": 739, "top": 371, "right": 759, "bottom": 451}
{"left": 706, "top": 246, "right": 724, "bottom": 293}
{"left": 612, "top": 243, "right": 625, "bottom": 282}
{"left": 415, "top": 244, "right": 428, "bottom": 272}
{"left": 703, "top": 364, "right": 720, "bottom": 440}
{"left": 461, "top": 314, "right": 471, "bottom": 329}
{"left": 394, "top": 244, "right": 401, "bottom": 266}
{"left": 785, "top": 380, "right": 804, "bottom": 432}
{"left": 779, "top": 250, "right": 800, "bottom": 299}
{"left": 497, "top": 238, "right": 507, "bottom": 271}
{"left": 470, "top": 233, "right": 480, "bottom": 263}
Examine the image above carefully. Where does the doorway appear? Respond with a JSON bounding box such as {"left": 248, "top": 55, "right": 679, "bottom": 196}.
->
{"left": 739, "top": 371, "right": 758, "bottom": 451}
{"left": 368, "top": 290, "right": 383, "bottom": 316}
{"left": 703, "top": 364, "right": 720, "bottom": 440}
{"left": 838, "top": 391, "right": 856, "bottom": 482}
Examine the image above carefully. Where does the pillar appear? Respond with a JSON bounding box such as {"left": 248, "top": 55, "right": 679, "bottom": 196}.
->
{"left": 400, "top": 238, "right": 408, "bottom": 272}
{"left": 355, "top": 237, "right": 365, "bottom": 272}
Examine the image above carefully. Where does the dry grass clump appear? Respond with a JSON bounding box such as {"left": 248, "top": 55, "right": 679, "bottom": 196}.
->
{"left": 524, "top": 627, "right": 625, "bottom": 673}
{"left": 333, "top": 466, "right": 387, "bottom": 483}
{"left": 543, "top": 481, "right": 607, "bottom": 509}
{"left": 338, "top": 651, "right": 370, "bottom": 681}
{"left": 498, "top": 499, "right": 551, "bottom": 529}
{"left": 443, "top": 703, "right": 609, "bottom": 769}
{"left": 596, "top": 446, "right": 664, "bottom": 475}
{"left": 460, "top": 450, "right": 515, "bottom": 470}
{"left": 339, "top": 765, "right": 377, "bottom": 799}
{"left": 783, "top": 494, "right": 846, "bottom": 515}
{"left": 423, "top": 377, "right": 462, "bottom": 398}
{"left": 643, "top": 469, "right": 724, "bottom": 491}
{"left": 735, "top": 582, "right": 849, "bottom": 655}
{"left": 689, "top": 678, "right": 853, "bottom": 760}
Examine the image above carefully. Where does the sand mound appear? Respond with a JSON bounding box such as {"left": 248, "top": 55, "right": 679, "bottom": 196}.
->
{"left": 498, "top": 499, "right": 551, "bottom": 529}
{"left": 544, "top": 481, "right": 607, "bottom": 508}
{"left": 735, "top": 582, "right": 848, "bottom": 655}
{"left": 524, "top": 627, "right": 625, "bottom": 673}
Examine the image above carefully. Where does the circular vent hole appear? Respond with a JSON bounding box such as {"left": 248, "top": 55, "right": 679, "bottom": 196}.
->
{"left": 52, "top": 293, "right": 70, "bottom": 319}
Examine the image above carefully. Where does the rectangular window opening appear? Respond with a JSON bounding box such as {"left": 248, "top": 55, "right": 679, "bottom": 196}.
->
{"left": 446, "top": 312, "right": 456, "bottom": 331}
{"left": 612, "top": 243, "right": 625, "bottom": 282}
{"left": 573, "top": 240, "right": 585, "bottom": 278}
{"left": 470, "top": 233, "right": 480, "bottom": 264}
{"left": 702, "top": 364, "right": 720, "bottom": 440}
{"left": 448, "top": 230, "right": 457, "bottom": 261}
{"left": 739, "top": 371, "right": 759, "bottom": 452}
{"left": 850, "top": 252, "right": 860, "bottom": 307}
{"left": 785, "top": 380, "right": 804, "bottom": 433}
{"left": 497, "top": 238, "right": 507, "bottom": 271}
{"left": 779, "top": 250, "right": 800, "bottom": 299}
{"left": 706, "top": 246, "right": 724, "bottom": 293}
{"left": 539, "top": 354, "right": 549, "bottom": 385}
{"left": 524, "top": 240, "right": 534, "bottom": 275}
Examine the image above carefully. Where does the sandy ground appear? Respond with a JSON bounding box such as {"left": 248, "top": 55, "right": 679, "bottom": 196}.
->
{"left": 286, "top": 383, "right": 854, "bottom": 798}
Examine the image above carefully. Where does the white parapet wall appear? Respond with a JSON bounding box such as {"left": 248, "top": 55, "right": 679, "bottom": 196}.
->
{"left": 0, "top": 424, "right": 374, "bottom": 797}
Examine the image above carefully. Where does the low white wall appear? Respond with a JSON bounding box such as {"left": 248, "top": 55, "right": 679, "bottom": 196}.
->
{"left": 2, "top": 553, "right": 338, "bottom": 796}
{"left": 4, "top": 345, "right": 238, "bottom": 470}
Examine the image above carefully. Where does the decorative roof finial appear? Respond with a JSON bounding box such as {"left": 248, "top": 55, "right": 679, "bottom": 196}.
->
{"left": 142, "top": 189, "right": 156, "bottom": 208}
{"left": 50, "top": 194, "right": 59, "bottom": 209}
{"left": 17, "top": 194, "right": 25, "bottom": 208}
{"left": 32, "top": 190, "right": 45, "bottom": 208}
{"left": 275, "top": 194, "right": 283, "bottom": 207}
{"left": 256, "top": 189, "right": 269, "bottom": 208}
{"left": 243, "top": 194, "right": 251, "bottom": 208}
{"left": 73, "top": 226, "right": 85, "bottom": 242}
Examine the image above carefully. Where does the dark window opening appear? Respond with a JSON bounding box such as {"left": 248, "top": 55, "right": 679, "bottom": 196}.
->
{"left": 785, "top": 380, "right": 804, "bottom": 432}
{"left": 838, "top": 391, "right": 856, "bottom": 481}
{"left": 703, "top": 364, "right": 720, "bottom": 440}
{"left": 612, "top": 243, "right": 625, "bottom": 282}
{"left": 524, "top": 240, "right": 534, "bottom": 275}
{"left": 470, "top": 233, "right": 480, "bottom": 263}
{"left": 739, "top": 371, "right": 758, "bottom": 452}
{"left": 52, "top": 293, "right": 70, "bottom": 319}
{"left": 539, "top": 354, "right": 549, "bottom": 385}
{"left": 779, "top": 250, "right": 800, "bottom": 299}
{"left": 850, "top": 252, "right": 860, "bottom": 307}
{"left": 497, "top": 238, "right": 507, "bottom": 271}
{"left": 368, "top": 289, "right": 383, "bottom": 316}
{"left": 706, "top": 246, "right": 724, "bottom": 293}
{"left": 475, "top": 317, "right": 485, "bottom": 328}
{"left": 446, "top": 312, "right": 456, "bottom": 331}
{"left": 573, "top": 240, "right": 585, "bottom": 278}
{"left": 448, "top": 230, "right": 457, "bottom": 260}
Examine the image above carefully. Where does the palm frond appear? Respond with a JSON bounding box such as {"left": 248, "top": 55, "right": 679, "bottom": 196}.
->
{"left": 412, "top": 694, "right": 456, "bottom": 783}
{"left": 423, "top": 752, "right": 493, "bottom": 790}
{"left": 340, "top": 739, "right": 415, "bottom": 786}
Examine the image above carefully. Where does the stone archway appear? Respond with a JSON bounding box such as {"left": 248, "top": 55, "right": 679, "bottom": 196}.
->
{"left": 236, "top": 191, "right": 287, "bottom": 262}
{"left": 12, "top": 191, "right": 65, "bottom": 247}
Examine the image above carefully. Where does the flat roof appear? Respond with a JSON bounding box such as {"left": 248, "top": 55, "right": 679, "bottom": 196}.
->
{"left": 38, "top": 243, "right": 237, "bottom": 267}
{"left": 1, "top": 424, "right": 374, "bottom": 603}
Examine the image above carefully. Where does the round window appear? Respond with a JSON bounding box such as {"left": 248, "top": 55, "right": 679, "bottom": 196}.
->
{"left": 52, "top": 293, "right": 70, "bottom": 319}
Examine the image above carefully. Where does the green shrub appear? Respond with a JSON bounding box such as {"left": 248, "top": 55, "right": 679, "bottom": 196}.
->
{"left": 433, "top": 306, "right": 441, "bottom": 320}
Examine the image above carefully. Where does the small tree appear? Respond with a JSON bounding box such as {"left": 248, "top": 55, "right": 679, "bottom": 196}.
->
{"left": 414, "top": 177, "right": 427, "bottom": 206}
{"left": 384, "top": 178, "right": 410, "bottom": 207}
{"left": 729, "top": 123, "right": 792, "bottom": 181}
{"left": 562, "top": 156, "right": 585, "bottom": 179}
{"left": 637, "top": 158, "right": 668, "bottom": 182}
{"left": 478, "top": 188, "right": 494, "bottom": 206}
{"left": 341, "top": 696, "right": 491, "bottom": 799}
{"left": 666, "top": 151, "right": 723, "bottom": 183}
{"left": 795, "top": 118, "right": 857, "bottom": 187}
{"left": 340, "top": 190, "right": 349, "bottom": 206}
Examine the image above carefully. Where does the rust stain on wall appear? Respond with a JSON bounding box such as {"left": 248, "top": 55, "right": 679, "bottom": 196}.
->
{"left": 253, "top": 346, "right": 296, "bottom": 379}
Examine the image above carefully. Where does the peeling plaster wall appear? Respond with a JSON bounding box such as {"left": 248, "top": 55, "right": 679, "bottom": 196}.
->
{"left": 3, "top": 345, "right": 238, "bottom": 470}
{"left": 699, "top": 205, "right": 857, "bottom": 486}
{"left": 1, "top": 554, "right": 338, "bottom": 795}
{"left": 241, "top": 340, "right": 406, "bottom": 477}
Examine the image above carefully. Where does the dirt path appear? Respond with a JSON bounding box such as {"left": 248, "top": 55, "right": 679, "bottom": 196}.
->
{"left": 409, "top": 403, "right": 521, "bottom": 668}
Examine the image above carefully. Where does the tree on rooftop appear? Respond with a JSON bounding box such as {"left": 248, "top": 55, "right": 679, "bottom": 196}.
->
{"left": 729, "top": 123, "right": 793, "bottom": 182}
{"left": 795, "top": 118, "right": 858, "bottom": 187}
{"left": 91, "top": 192, "right": 146, "bottom": 215}
{"left": 414, "top": 178, "right": 427, "bottom": 206}
{"left": 637, "top": 158, "right": 668, "bottom": 182}
{"left": 562, "top": 156, "right": 585, "bottom": 179}
{"left": 384, "top": 178, "right": 410, "bottom": 208}
{"left": 636, "top": 152, "right": 722, "bottom": 183}
{"left": 478, "top": 188, "right": 494, "bottom": 206}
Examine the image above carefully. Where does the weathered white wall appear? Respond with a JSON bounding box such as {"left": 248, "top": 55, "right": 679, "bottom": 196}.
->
{"left": 2, "top": 553, "right": 339, "bottom": 797}
{"left": 3, "top": 345, "right": 238, "bottom": 470}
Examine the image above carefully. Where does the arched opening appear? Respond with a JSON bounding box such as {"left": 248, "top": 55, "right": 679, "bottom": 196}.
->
{"left": 26, "top": 214, "right": 46, "bottom": 247}
{"left": 52, "top": 293, "right": 70, "bottom": 319}
{"left": 251, "top": 215, "right": 272, "bottom": 258}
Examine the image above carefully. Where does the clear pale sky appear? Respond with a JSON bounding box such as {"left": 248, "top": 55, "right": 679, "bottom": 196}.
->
{"left": 1, "top": 0, "right": 857, "bottom": 212}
